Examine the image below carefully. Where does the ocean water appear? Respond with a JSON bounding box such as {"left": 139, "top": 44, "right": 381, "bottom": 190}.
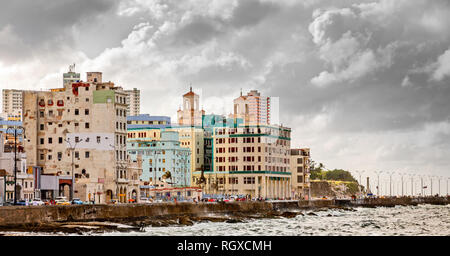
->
{"left": 102, "top": 204, "right": 450, "bottom": 236}
{"left": 3, "top": 204, "right": 449, "bottom": 236}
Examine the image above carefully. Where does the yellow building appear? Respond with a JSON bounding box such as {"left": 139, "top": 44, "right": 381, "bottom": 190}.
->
{"left": 290, "top": 148, "right": 311, "bottom": 199}
{"left": 192, "top": 124, "right": 292, "bottom": 199}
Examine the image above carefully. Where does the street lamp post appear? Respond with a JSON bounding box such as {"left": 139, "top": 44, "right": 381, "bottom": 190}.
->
{"left": 438, "top": 176, "right": 441, "bottom": 196}
{"left": 354, "top": 170, "right": 364, "bottom": 198}
{"left": 386, "top": 171, "right": 394, "bottom": 197}
{"left": 400, "top": 173, "right": 404, "bottom": 197}
{"left": 65, "top": 137, "right": 82, "bottom": 201}
{"left": 375, "top": 171, "right": 382, "bottom": 197}
{"left": 421, "top": 175, "right": 424, "bottom": 197}
{"left": 430, "top": 175, "right": 433, "bottom": 196}
{"left": 7, "top": 126, "right": 25, "bottom": 205}
{"left": 410, "top": 174, "right": 415, "bottom": 197}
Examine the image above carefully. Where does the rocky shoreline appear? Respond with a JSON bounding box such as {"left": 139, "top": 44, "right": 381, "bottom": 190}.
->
{"left": 0, "top": 205, "right": 357, "bottom": 235}
{"left": 0, "top": 197, "right": 448, "bottom": 235}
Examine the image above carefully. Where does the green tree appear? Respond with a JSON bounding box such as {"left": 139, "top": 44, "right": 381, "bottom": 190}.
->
{"left": 324, "top": 169, "right": 357, "bottom": 182}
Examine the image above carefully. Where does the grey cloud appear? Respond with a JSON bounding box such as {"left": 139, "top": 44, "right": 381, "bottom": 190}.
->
{"left": 230, "top": 0, "right": 280, "bottom": 28}
{"left": 0, "top": 0, "right": 117, "bottom": 62}
{"left": 171, "top": 19, "right": 223, "bottom": 47}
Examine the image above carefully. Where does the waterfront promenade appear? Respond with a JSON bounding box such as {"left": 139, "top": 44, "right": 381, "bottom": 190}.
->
{"left": 0, "top": 196, "right": 448, "bottom": 234}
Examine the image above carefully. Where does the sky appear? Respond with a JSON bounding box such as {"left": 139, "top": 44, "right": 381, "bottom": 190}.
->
{"left": 1, "top": 0, "right": 450, "bottom": 181}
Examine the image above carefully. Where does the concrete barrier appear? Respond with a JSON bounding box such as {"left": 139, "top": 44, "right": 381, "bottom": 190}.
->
{"left": 0, "top": 197, "right": 448, "bottom": 227}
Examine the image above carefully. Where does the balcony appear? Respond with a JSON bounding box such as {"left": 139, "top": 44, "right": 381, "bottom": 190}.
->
{"left": 117, "top": 178, "right": 129, "bottom": 184}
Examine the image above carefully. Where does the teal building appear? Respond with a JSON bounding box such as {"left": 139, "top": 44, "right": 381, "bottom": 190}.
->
{"left": 127, "top": 131, "right": 191, "bottom": 187}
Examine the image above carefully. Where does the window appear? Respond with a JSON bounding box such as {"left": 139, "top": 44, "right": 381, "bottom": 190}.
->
{"left": 75, "top": 136, "right": 79, "bottom": 143}
{"left": 297, "top": 176, "right": 303, "bottom": 183}
{"left": 40, "top": 124, "right": 44, "bottom": 130}
{"left": 39, "top": 110, "right": 45, "bottom": 117}
{"left": 40, "top": 138, "right": 44, "bottom": 145}
{"left": 75, "top": 109, "right": 79, "bottom": 115}
{"left": 97, "top": 136, "right": 101, "bottom": 143}
{"left": 40, "top": 154, "right": 44, "bottom": 160}
{"left": 85, "top": 109, "right": 89, "bottom": 115}
{"left": 75, "top": 151, "right": 79, "bottom": 158}
{"left": 59, "top": 137, "right": 63, "bottom": 144}
{"left": 48, "top": 154, "right": 52, "bottom": 160}
{"left": 48, "top": 137, "right": 52, "bottom": 144}
{"left": 58, "top": 152, "right": 62, "bottom": 161}
{"left": 85, "top": 151, "right": 90, "bottom": 158}
{"left": 85, "top": 122, "right": 90, "bottom": 129}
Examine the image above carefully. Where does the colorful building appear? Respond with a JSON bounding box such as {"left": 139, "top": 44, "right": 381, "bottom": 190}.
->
{"left": 128, "top": 130, "right": 191, "bottom": 189}
{"left": 22, "top": 70, "right": 140, "bottom": 203}
{"left": 192, "top": 123, "right": 292, "bottom": 199}
{"left": 127, "top": 114, "right": 171, "bottom": 129}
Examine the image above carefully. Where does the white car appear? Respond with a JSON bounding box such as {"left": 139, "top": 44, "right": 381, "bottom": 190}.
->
{"left": 32, "top": 198, "right": 45, "bottom": 206}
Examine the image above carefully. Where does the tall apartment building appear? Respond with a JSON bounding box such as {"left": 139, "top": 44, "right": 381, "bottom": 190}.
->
{"left": 22, "top": 70, "right": 139, "bottom": 203}
{"left": 192, "top": 123, "right": 292, "bottom": 199}
{"left": 232, "top": 90, "right": 279, "bottom": 125}
{"left": 124, "top": 88, "right": 140, "bottom": 116}
{"left": 2, "top": 89, "right": 24, "bottom": 121}
{"left": 290, "top": 148, "right": 311, "bottom": 199}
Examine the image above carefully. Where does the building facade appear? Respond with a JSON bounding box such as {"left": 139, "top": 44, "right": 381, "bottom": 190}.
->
{"left": 128, "top": 130, "right": 191, "bottom": 188}
{"left": 177, "top": 87, "right": 205, "bottom": 127}
{"left": 290, "top": 148, "right": 311, "bottom": 199}
{"left": 192, "top": 123, "right": 292, "bottom": 199}
{"left": 124, "top": 88, "right": 140, "bottom": 116}
{"left": 22, "top": 70, "right": 135, "bottom": 203}
{"left": 2, "top": 89, "right": 23, "bottom": 121}
{"left": 127, "top": 114, "right": 171, "bottom": 129}
{"left": 232, "top": 90, "right": 278, "bottom": 125}
{"left": 0, "top": 132, "right": 34, "bottom": 203}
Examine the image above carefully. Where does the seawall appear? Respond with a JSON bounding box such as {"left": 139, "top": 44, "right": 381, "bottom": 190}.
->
{"left": 0, "top": 197, "right": 448, "bottom": 228}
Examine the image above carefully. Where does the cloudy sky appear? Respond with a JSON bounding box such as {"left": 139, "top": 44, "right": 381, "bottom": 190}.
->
{"left": 1, "top": 0, "right": 450, "bottom": 181}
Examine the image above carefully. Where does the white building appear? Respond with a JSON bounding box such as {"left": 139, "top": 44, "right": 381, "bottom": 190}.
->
{"left": 232, "top": 90, "right": 279, "bottom": 125}
{"left": 22, "top": 70, "right": 140, "bottom": 203}
{"left": 0, "top": 132, "right": 34, "bottom": 204}
{"left": 124, "top": 88, "right": 140, "bottom": 116}
{"left": 2, "top": 89, "right": 23, "bottom": 121}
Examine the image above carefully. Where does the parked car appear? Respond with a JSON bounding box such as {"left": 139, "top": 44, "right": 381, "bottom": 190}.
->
{"left": 32, "top": 198, "right": 45, "bottom": 206}
{"left": 71, "top": 198, "right": 83, "bottom": 205}
{"left": 55, "top": 196, "right": 70, "bottom": 205}
{"left": 140, "top": 198, "right": 152, "bottom": 204}
{"left": 3, "top": 200, "right": 14, "bottom": 206}
{"left": 15, "top": 200, "right": 27, "bottom": 206}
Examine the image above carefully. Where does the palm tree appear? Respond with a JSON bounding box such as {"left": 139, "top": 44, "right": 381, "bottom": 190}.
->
{"left": 162, "top": 171, "right": 173, "bottom": 184}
